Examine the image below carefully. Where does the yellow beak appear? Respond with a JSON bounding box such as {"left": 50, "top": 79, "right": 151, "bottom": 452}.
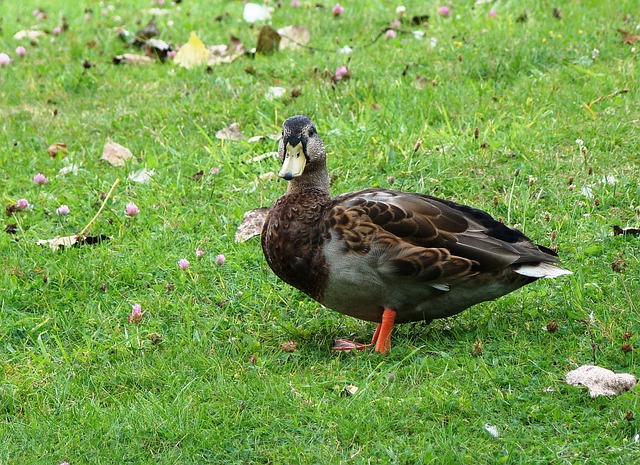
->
{"left": 278, "top": 142, "right": 307, "bottom": 180}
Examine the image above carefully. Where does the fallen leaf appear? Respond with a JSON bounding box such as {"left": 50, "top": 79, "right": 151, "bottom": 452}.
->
{"left": 128, "top": 168, "right": 155, "bottom": 183}
{"left": 265, "top": 86, "right": 286, "bottom": 100}
{"left": 133, "top": 17, "right": 159, "bottom": 47}
{"left": 341, "top": 384, "right": 359, "bottom": 396}
{"left": 278, "top": 25, "right": 310, "bottom": 50}
{"left": 243, "top": 3, "right": 271, "bottom": 23}
{"left": 613, "top": 225, "right": 640, "bottom": 236}
{"left": 215, "top": 122, "right": 243, "bottom": 141}
{"left": 174, "top": 31, "right": 211, "bottom": 69}
{"left": 47, "top": 142, "right": 68, "bottom": 157}
{"left": 36, "top": 234, "right": 110, "bottom": 251}
{"left": 13, "top": 30, "right": 46, "bottom": 44}
{"left": 144, "top": 39, "right": 174, "bottom": 60}
{"left": 256, "top": 26, "right": 281, "bottom": 54}
{"left": 189, "top": 170, "right": 204, "bottom": 181}
{"left": 208, "top": 35, "right": 246, "bottom": 65}
{"left": 281, "top": 341, "right": 297, "bottom": 352}
{"left": 57, "top": 163, "right": 81, "bottom": 176}
{"left": 102, "top": 141, "right": 133, "bottom": 166}
{"left": 235, "top": 207, "right": 269, "bottom": 242}
{"left": 552, "top": 7, "right": 563, "bottom": 19}
{"left": 112, "top": 53, "right": 154, "bottom": 65}
{"left": 617, "top": 28, "right": 640, "bottom": 45}
{"left": 566, "top": 364, "right": 637, "bottom": 398}
{"left": 411, "top": 15, "right": 430, "bottom": 26}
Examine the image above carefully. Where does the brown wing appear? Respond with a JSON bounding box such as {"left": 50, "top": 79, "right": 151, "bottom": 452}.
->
{"left": 330, "top": 188, "right": 558, "bottom": 279}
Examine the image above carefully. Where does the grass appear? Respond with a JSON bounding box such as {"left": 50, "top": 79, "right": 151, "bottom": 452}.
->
{"left": 1, "top": 0, "right": 639, "bottom": 463}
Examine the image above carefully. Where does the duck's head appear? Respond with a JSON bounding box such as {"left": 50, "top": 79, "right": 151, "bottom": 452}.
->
{"left": 278, "top": 115, "right": 326, "bottom": 181}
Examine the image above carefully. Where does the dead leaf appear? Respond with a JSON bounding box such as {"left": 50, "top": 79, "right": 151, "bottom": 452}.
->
{"left": 189, "top": 170, "right": 204, "bottom": 181}
{"left": 102, "top": 141, "right": 133, "bottom": 166}
{"left": 47, "top": 142, "right": 68, "bottom": 157}
{"left": 256, "top": 26, "right": 281, "bottom": 54}
{"left": 13, "top": 29, "right": 46, "bottom": 44}
{"left": 208, "top": 35, "right": 246, "bottom": 65}
{"left": 613, "top": 225, "right": 640, "bottom": 236}
{"left": 281, "top": 341, "right": 297, "bottom": 352}
{"left": 215, "top": 122, "right": 243, "bottom": 141}
{"left": 617, "top": 28, "right": 640, "bottom": 45}
{"left": 265, "top": 87, "right": 286, "bottom": 100}
{"left": 174, "top": 31, "right": 211, "bottom": 69}
{"left": 133, "top": 17, "right": 159, "bottom": 47}
{"left": 235, "top": 207, "right": 269, "bottom": 242}
{"left": 128, "top": 168, "right": 155, "bottom": 183}
{"left": 566, "top": 365, "right": 637, "bottom": 398}
{"left": 144, "top": 39, "right": 174, "bottom": 60}
{"left": 5, "top": 223, "right": 18, "bottom": 235}
{"left": 278, "top": 25, "right": 310, "bottom": 50}
{"left": 36, "top": 234, "right": 110, "bottom": 251}
{"left": 112, "top": 53, "right": 154, "bottom": 65}
{"left": 341, "top": 384, "right": 359, "bottom": 396}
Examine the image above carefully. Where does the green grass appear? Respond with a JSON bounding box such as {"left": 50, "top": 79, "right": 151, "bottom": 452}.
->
{"left": 1, "top": 0, "right": 639, "bottom": 463}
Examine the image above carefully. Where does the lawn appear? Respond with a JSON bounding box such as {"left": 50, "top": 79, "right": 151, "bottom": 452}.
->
{"left": 1, "top": 0, "right": 639, "bottom": 463}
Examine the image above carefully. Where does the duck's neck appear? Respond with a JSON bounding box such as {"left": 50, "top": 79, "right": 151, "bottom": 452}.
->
{"left": 286, "top": 166, "right": 330, "bottom": 195}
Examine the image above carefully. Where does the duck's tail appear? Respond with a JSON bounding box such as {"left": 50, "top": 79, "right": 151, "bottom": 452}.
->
{"left": 515, "top": 262, "right": 573, "bottom": 279}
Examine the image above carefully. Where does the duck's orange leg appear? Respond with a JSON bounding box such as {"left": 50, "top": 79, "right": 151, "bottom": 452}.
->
{"left": 331, "top": 308, "right": 397, "bottom": 353}
{"left": 371, "top": 308, "right": 397, "bottom": 354}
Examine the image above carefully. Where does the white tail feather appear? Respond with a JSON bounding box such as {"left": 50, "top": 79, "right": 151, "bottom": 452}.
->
{"left": 515, "top": 262, "right": 573, "bottom": 279}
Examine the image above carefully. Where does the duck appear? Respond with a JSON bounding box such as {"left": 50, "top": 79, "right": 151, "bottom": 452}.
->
{"left": 261, "top": 115, "right": 571, "bottom": 354}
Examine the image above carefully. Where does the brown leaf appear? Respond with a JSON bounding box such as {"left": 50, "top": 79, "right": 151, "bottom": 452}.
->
{"left": 281, "top": 341, "right": 297, "bottom": 352}
{"left": 101, "top": 141, "right": 133, "bottom": 166}
{"left": 133, "top": 17, "right": 159, "bottom": 46}
{"left": 208, "top": 35, "right": 246, "bottom": 65}
{"left": 5, "top": 223, "right": 18, "bottom": 235}
{"left": 47, "top": 142, "right": 68, "bottom": 157}
{"left": 215, "top": 122, "right": 243, "bottom": 141}
{"left": 256, "top": 26, "right": 281, "bottom": 54}
{"left": 617, "top": 28, "right": 640, "bottom": 45}
{"left": 235, "top": 207, "right": 269, "bottom": 243}
{"left": 189, "top": 170, "right": 204, "bottom": 181}
{"left": 411, "top": 15, "right": 430, "bottom": 26}
{"left": 552, "top": 7, "right": 563, "bottom": 19}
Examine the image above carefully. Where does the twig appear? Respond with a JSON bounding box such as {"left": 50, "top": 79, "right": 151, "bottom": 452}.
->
{"left": 279, "top": 27, "right": 418, "bottom": 53}
{"left": 586, "top": 88, "right": 629, "bottom": 109}
{"left": 78, "top": 177, "right": 120, "bottom": 236}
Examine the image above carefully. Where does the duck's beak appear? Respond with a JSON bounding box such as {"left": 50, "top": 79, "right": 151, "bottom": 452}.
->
{"left": 278, "top": 141, "right": 307, "bottom": 181}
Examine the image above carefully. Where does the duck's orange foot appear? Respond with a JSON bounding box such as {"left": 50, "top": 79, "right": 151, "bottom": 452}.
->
{"left": 331, "top": 308, "right": 398, "bottom": 354}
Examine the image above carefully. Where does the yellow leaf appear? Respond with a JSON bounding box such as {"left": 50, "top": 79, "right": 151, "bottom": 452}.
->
{"left": 174, "top": 31, "right": 211, "bottom": 69}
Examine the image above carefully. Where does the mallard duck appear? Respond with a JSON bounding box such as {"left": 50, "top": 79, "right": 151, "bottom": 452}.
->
{"left": 261, "top": 115, "right": 571, "bottom": 353}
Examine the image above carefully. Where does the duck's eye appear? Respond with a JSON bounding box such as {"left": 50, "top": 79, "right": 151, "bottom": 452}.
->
{"left": 308, "top": 127, "right": 316, "bottom": 136}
